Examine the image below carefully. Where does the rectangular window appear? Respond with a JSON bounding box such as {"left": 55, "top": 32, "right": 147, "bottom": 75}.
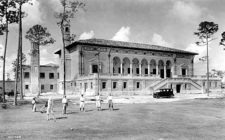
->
{"left": 182, "top": 68, "right": 186, "bottom": 76}
{"left": 74, "top": 82, "right": 76, "bottom": 87}
{"left": 113, "top": 82, "right": 117, "bottom": 89}
{"left": 49, "top": 73, "right": 54, "bottom": 79}
{"left": 58, "top": 73, "right": 59, "bottom": 79}
{"left": 92, "top": 65, "right": 98, "bottom": 73}
{"left": 25, "top": 85, "right": 29, "bottom": 90}
{"left": 137, "top": 82, "right": 140, "bottom": 89}
{"left": 136, "top": 68, "right": 139, "bottom": 74}
{"left": 24, "top": 72, "right": 30, "bottom": 78}
{"left": 128, "top": 68, "right": 130, "bottom": 74}
{"left": 102, "top": 82, "right": 106, "bottom": 89}
{"left": 50, "top": 85, "right": 53, "bottom": 90}
{"left": 41, "top": 85, "right": 44, "bottom": 90}
{"left": 215, "top": 82, "right": 217, "bottom": 87}
{"left": 145, "top": 68, "right": 148, "bottom": 75}
{"left": 153, "top": 69, "right": 156, "bottom": 74}
{"left": 123, "top": 82, "right": 127, "bottom": 89}
{"left": 203, "top": 82, "right": 205, "bottom": 87}
{"left": 91, "top": 82, "right": 93, "bottom": 89}
{"left": 40, "top": 73, "right": 45, "bottom": 79}
{"left": 118, "top": 68, "right": 121, "bottom": 73}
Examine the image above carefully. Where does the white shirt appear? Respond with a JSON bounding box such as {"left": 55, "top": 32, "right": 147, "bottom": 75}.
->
{"left": 108, "top": 96, "right": 112, "bottom": 101}
{"left": 62, "top": 98, "right": 68, "bottom": 104}
{"left": 80, "top": 96, "right": 85, "bottom": 102}
{"left": 96, "top": 96, "right": 100, "bottom": 101}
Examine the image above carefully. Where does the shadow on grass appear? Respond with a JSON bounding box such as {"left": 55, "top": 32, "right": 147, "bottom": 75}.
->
{"left": 67, "top": 111, "right": 78, "bottom": 114}
{"left": 84, "top": 109, "right": 94, "bottom": 112}
{"left": 56, "top": 116, "right": 68, "bottom": 120}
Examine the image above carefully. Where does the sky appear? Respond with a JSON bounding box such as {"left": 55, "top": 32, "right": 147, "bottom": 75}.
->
{"left": 0, "top": 0, "right": 225, "bottom": 80}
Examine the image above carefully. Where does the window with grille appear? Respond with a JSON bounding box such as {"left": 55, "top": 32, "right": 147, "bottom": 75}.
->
{"left": 24, "top": 72, "right": 30, "bottom": 78}
{"left": 40, "top": 73, "right": 45, "bottom": 79}
{"left": 49, "top": 73, "right": 54, "bottom": 79}
{"left": 50, "top": 85, "right": 53, "bottom": 90}
{"left": 25, "top": 85, "right": 29, "bottom": 90}
{"left": 102, "top": 82, "right": 106, "bottom": 89}
{"left": 123, "top": 82, "right": 127, "bottom": 89}
{"left": 137, "top": 82, "right": 140, "bottom": 88}
{"left": 113, "top": 82, "right": 117, "bottom": 89}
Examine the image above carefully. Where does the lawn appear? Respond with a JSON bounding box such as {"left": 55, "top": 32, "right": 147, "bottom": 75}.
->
{"left": 0, "top": 97, "right": 225, "bottom": 140}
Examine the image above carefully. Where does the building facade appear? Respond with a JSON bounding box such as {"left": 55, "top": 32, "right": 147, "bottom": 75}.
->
{"left": 55, "top": 39, "right": 222, "bottom": 96}
{"left": 0, "top": 39, "right": 221, "bottom": 96}
{"left": 23, "top": 64, "right": 58, "bottom": 94}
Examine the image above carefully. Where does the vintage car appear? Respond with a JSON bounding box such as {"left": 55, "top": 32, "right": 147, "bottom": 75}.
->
{"left": 153, "top": 88, "right": 174, "bottom": 98}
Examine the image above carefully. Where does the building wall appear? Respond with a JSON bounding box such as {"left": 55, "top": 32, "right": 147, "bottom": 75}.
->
{"left": 23, "top": 66, "right": 58, "bottom": 95}
{"left": 0, "top": 81, "right": 20, "bottom": 94}
{"left": 176, "top": 54, "right": 193, "bottom": 76}
{"left": 70, "top": 46, "right": 80, "bottom": 80}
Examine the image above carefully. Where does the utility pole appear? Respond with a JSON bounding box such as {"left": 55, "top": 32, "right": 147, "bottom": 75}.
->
{"left": 97, "top": 51, "right": 100, "bottom": 96}
{"left": 108, "top": 48, "right": 112, "bottom": 95}
{"left": 206, "top": 37, "right": 209, "bottom": 96}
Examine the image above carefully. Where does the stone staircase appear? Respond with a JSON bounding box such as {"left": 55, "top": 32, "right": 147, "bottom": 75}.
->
{"left": 146, "top": 77, "right": 202, "bottom": 93}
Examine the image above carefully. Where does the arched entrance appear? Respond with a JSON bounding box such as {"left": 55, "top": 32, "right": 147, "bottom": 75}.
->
{"left": 113, "top": 57, "right": 121, "bottom": 74}
{"left": 150, "top": 59, "right": 156, "bottom": 75}
{"left": 141, "top": 59, "right": 148, "bottom": 75}
{"left": 158, "top": 60, "right": 164, "bottom": 78}
{"left": 132, "top": 58, "right": 139, "bottom": 75}
{"left": 123, "top": 57, "right": 130, "bottom": 75}
{"left": 166, "top": 60, "right": 172, "bottom": 78}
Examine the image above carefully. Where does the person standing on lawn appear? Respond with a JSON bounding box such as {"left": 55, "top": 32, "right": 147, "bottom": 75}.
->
{"left": 108, "top": 94, "right": 113, "bottom": 111}
{"left": 80, "top": 94, "right": 85, "bottom": 112}
{"left": 62, "top": 95, "right": 68, "bottom": 115}
{"left": 47, "top": 97, "right": 56, "bottom": 121}
{"left": 96, "top": 94, "right": 101, "bottom": 111}
{"left": 32, "top": 97, "right": 37, "bottom": 112}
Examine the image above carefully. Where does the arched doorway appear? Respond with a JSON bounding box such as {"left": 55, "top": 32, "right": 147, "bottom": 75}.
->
{"left": 150, "top": 59, "right": 156, "bottom": 75}
{"left": 166, "top": 60, "right": 172, "bottom": 78}
{"left": 132, "top": 58, "right": 139, "bottom": 75}
{"left": 141, "top": 59, "right": 148, "bottom": 75}
{"left": 113, "top": 57, "right": 121, "bottom": 74}
{"left": 158, "top": 60, "right": 164, "bottom": 78}
{"left": 123, "top": 57, "right": 130, "bottom": 75}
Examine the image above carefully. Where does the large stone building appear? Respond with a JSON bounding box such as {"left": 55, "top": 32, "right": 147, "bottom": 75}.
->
{"left": 54, "top": 38, "right": 221, "bottom": 96}
{"left": 0, "top": 39, "right": 222, "bottom": 96}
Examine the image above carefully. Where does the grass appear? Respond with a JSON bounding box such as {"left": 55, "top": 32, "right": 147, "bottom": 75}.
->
{"left": 0, "top": 97, "right": 225, "bottom": 140}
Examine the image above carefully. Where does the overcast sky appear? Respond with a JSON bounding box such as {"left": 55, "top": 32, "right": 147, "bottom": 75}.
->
{"left": 0, "top": 0, "right": 225, "bottom": 80}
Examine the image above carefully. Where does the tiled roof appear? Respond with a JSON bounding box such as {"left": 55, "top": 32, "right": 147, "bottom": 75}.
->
{"left": 56, "top": 38, "right": 198, "bottom": 55}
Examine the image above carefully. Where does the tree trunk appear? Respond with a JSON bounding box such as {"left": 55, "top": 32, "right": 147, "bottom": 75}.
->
{"left": 37, "top": 44, "right": 40, "bottom": 97}
{"left": 2, "top": 3, "right": 9, "bottom": 103}
{"left": 61, "top": 0, "right": 66, "bottom": 96}
{"left": 19, "top": 3, "right": 23, "bottom": 100}
{"left": 14, "top": 47, "right": 20, "bottom": 106}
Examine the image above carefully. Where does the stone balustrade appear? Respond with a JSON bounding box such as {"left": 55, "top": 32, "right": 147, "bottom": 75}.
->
{"left": 79, "top": 73, "right": 161, "bottom": 80}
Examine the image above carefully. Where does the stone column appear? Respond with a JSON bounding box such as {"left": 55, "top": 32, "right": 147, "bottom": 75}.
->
{"left": 120, "top": 63, "right": 123, "bottom": 74}
{"left": 164, "top": 66, "right": 166, "bottom": 78}
{"left": 139, "top": 63, "right": 142, "bottom": 75}
{"left": 89, "top": 65, "right": 92, "bottom": 74}
{"left": 156, "top": 64, "right": 159, "bottom": 75}
{"left": 130, "top": 63, "right": 133, "bottom": 75}
{"left": 148, "top": 63, "right": 150, "bottom": 76}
